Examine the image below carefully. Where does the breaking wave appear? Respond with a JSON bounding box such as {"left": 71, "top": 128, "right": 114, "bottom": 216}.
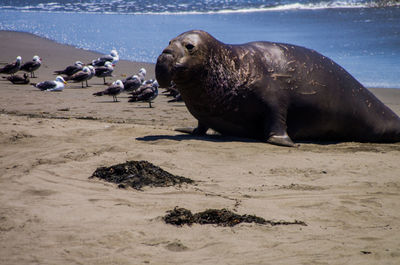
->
{"left": 0, "top": 0, "right": 398, "bottom": 15}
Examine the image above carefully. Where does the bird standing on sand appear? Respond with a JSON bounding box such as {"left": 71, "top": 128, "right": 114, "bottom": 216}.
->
{"left": 2, "top": 73, "right": 30, "bottom": 84}
{"left": 91, "top": 49, "right": 119, "bottom": 66}
{"left": 86, "top": 65, "right": 96, "bottom": 86}
{"left": 128, "top": 80, "right": 159, "bottom": 108}
{"left": 54, "top": 61, "right": 83, "bottom": 76}
{"left": 32, "top": 76, "right": 67, "bottom": 91}
{"left": 168, "top": 93, "right": 182, "bottom": 103}
{"left": 137, "top": 68, "right": 146, "bottom": 83}
{"left": 20, "top": 55, "right": 42, "bottom": 78}
{"left": 163, "top": 82, "right": 183, "bottom": 102}
{"left": 0, "top": 56, "right": 22, "bottom": 76}
{"left": 93, "top": 80, "right": 124, "bottom": 102}
{"left": 122, "top": 74, "right": 142, "bottom": 92}
{"left": 95, "top": 61, "right": 114, "bottom": 84}
{"left": 122, "top": 68, "right": 146, "bottom": 91}
{"left": 65, "top": 66, "right": 91, "bottom": 88}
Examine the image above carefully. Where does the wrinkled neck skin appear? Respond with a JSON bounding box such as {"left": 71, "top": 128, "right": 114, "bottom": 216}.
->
{"left": 176, "top": 44, "right": 257, "bottom": 116}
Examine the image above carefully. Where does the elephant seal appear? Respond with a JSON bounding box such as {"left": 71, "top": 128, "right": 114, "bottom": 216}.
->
{"left": 155, "top": 30, "right": 400, "bottom": 147}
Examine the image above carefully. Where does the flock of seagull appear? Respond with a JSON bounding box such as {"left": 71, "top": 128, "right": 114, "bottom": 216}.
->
{"left": 0, "top": 49, "right": 166, "bottom": 107}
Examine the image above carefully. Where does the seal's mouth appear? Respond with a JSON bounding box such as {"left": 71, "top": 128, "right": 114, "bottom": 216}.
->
{"left": 173, "top": 63, "right": 187, "bottom": 71}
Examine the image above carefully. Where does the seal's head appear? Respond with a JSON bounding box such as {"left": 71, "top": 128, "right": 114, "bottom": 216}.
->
{"left": 155, "top": 30, "right": 217, "bottom": 88}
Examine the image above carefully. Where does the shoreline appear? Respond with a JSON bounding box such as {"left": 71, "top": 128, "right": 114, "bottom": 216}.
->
{"left": 0, "top": 29, "right": 155, "bottom": 65}
{"left": 1, "top": 30, "right": 400, "bottom": 265}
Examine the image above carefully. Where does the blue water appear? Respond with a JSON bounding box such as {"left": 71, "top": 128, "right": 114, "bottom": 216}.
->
{"left": 0, "top": 0, "right": 399, "bottom": 88}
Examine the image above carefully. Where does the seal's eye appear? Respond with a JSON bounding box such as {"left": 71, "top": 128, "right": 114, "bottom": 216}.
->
{"left": 185, "top": 44, "right": 195, "bottom": 51}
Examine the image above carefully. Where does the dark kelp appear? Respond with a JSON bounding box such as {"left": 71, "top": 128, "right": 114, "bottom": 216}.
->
{"left": 164, "top": 207, "right": 307, "bottom": 227}
{"left": 90, "top": 160, "right": 194, "bottom": 189}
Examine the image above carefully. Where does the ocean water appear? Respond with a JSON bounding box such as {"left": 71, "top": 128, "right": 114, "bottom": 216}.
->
{"left": 0, "top": 0, "right": 399, "bottom": 88}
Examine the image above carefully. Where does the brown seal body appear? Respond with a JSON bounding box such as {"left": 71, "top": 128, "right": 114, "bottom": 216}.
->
{"left": 156, "top": 30, "right": 400, "bottom": 146}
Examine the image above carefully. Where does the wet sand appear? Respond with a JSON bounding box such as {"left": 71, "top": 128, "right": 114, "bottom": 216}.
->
{"left": 1, "top": 30, "right": 400, "bottom": 265}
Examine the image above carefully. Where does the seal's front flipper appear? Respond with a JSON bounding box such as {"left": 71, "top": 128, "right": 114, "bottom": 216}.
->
{"left": 175, "top": 122, "right": 209, "bottom": 136}
{"left": 267, "top": 133, "right": 296, "bottom": 147}
{"left": 263, "top": 100, "right": 297, "bottom": 147}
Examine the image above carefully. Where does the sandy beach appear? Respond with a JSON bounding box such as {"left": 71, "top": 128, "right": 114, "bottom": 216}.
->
{"left": 1, "top": 30, "right": 400, "bottom": 265}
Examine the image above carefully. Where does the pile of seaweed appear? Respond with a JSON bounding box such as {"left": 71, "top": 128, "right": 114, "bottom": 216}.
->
{"left": 90, "top": 160, "right": 194, "bottom": 190}
{"left": 164, "top": 207, "right": 307, "bottom": 227}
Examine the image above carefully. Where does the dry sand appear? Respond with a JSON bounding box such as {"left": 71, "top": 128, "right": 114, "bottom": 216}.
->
{"left": 1, "top": 30, "right": 400, "bottom": 265}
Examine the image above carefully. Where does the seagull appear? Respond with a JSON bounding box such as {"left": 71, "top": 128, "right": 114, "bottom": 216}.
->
{"left": 93, "top": 80, "right": 124, "bottom": 102}
{"left": 137, "top": 68, "right": 146, "bottom": 83}
{"left": 0, "top": 56, "right": 22, "bottom": 76}
{"left": 31, "top": 76, "right": 67, "bottom": 91}
{"left": 128, "top": 80, "right": 159, "bottom": 108}
{"left": 20, "top": 55, "right": 42, "bottom": 78}
{"left": 122, "top": 74, "right": 142, "bottom": 92}
{"left": 54, "top": 61, "right": 83, "bottom": 76}
{"left": 65, "top": 66, "right": 91, "bottom": 88}
{"left": 162, "top": 82, "right": 183, "bottom": 102}
{"left": 95, "top": 61, "right": 114, "bottom": 84}
{"left": 168, "top": 94, "right": 183, "bottom": 103}
{"left": 86, "top": 65, "right": 96, "bottom": 86}
{"left": 90, "top": 49, "right": 119, "bottom": 67}
{"left": 163, "top": 85, "right": 180, "bottom": 97}
{"left": 2, "top": 73, "right": 30, "bottom": 84}
{"left": 142, "top": 79, "right": 155, "bottom": 85}
{"left": 122, "top": 68, "right": 146, "bottom": 89}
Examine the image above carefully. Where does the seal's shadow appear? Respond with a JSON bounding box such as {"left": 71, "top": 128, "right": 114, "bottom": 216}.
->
{"left": 136, "top": 134, "right": 259, "bottom": 143}
{"left": 136, "top": 134, "right": 346, "bottom": 146}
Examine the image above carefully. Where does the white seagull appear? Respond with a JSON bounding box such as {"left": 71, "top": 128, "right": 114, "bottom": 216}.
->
{"left": 91, "top": 49, "right": 119, "bottom": 66}
{"left": 32, "top": 76, "right": 67, "bottom": 91}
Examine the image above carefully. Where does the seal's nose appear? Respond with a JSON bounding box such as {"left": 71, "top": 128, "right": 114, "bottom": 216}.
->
{"left": 162, "top": 41, "right": 185, "bottom": 58}
{"left": 156, "top": 49, "right": 174, "bottom": 88}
